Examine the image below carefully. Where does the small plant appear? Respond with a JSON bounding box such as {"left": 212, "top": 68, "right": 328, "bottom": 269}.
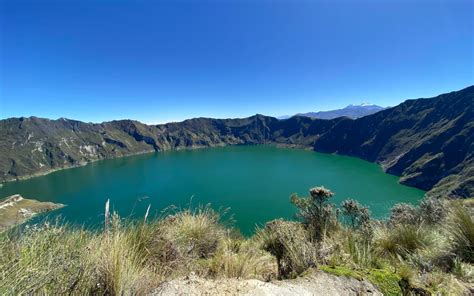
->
{"left": 366, "top": 268, "right": 402, "bottom": 296}
{"left": 341, "top": 199, "right": 373, "bottom": 240}
{"left": 341, "top": 199, "right": 365, "bottom": 228}
{"left": 346, "top": 233, "right": 374, "bottom": 268}
{"left": 397, "top": 263, "right": 416, "bottom": 294}
{"left": 451, "top": 257, "right": 474, "bottom": 281}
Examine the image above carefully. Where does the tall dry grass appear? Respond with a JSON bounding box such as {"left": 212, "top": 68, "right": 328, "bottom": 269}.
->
{"left": 447, "top": 204, "right": 474, "bottom": 263}
{"left": 0, "top": 190, "right": 472, "bottom": 295}
{"left": 207, "top": 237, "right": 276, "bottom": 279}
{"left": 257, "top": 219, "right": 318, "bottom": 279}
{"left": 0, "top": 222, "right": 97, "bottom": 294}
{"left": 0, "top": 203, "right": 263, "bottom": 294}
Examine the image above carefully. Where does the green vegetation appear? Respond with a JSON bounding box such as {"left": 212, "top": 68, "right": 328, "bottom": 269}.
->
{"left": 319, "top": 265, "right": 363, "bottom": 280}
{"left": 318, "top": 266, "right": 403, "bottom": 296}
{"left": 0, "top": 187, "right": 473, "bottom": 294}
{"left": 366, "top": 269, "right": 401, "bottom": 296}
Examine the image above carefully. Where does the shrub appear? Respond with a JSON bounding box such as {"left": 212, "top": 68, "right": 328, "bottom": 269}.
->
{"left": 257, "top": 219, "right": 318, "bottom": 279}
{"left": 390, "top": 198, "right": 446, "bottom": 227}
{"left": 422, "top": 271, "right": 470, "bottom": 295}
{"left": 291, "top": 186, "right": 338, "bottom": 242}
{"left": 0, "top": 194, "right": 470, "bottom": 295}
{"left": 373, "top": 226, "right": 399, "bottom": 258}
{"left": 341, "top": 199, "right": 370, "bottom": 229}
{"left": 389, "top": 203, "right": 419, "bottom": 225}
{"left": 418, "top": 197, "right": 445, "bottom": 225}
{"left": 341, "top": 199, "right": 373, "bottom": 240}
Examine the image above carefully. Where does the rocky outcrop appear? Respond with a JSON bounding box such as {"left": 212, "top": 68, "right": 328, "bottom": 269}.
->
{"left": 150, "top": 271, "right": 382, "bottom": 296}
{"left": 1, "top": 86, "right": 472, "bottom": 198}
{"left": 0, "top": 194, "right": 64, "bottom": 231}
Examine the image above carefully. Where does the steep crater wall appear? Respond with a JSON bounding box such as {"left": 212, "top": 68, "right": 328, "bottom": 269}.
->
{"left": 1, "top": 86, "right": 472, "bottom": 199}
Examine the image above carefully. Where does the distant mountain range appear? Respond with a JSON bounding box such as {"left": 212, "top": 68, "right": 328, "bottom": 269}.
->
{"left": 1, "top": 86, "right": 473, "bottom": 199}
{"left": 278, "top": 104, "right": 386, "bottom": 120}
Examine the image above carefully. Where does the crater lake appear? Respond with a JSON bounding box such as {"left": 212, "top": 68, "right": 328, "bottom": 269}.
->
{"left": 0, "top": 146, "right": 425, "bottom": 235}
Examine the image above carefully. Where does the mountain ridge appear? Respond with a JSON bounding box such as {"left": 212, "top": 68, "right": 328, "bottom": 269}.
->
{"left": 279, "top": 104, "right": 386, "bottom": 120}
{"left": 1, "top": 86, "right": 473, "bottom": 199}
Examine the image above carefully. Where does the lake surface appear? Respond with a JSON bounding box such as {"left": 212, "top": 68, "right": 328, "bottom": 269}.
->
{"left": 1, "top": 146, "right": 425, "bottom": 235}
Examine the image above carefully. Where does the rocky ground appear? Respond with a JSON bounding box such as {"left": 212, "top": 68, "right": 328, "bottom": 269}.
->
{"left": 150, "top": 271, "right": 382, "bottom": 296}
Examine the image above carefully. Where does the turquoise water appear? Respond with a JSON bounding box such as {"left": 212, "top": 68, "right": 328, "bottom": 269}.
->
{"left": 0, "top": 146, "right": 425, "bottom": 235}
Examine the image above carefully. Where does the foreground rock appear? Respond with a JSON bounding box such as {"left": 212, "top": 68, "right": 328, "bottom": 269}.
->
{"left": 151, "top": 271, "right": 382, "bottom": 296}
{"left": 0, "top": 194, "right": 64, "bottom": 231}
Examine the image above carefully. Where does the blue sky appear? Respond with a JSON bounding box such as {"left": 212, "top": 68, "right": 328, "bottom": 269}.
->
{"left": 1, "top": 0, "right": 472, "bottom": 123}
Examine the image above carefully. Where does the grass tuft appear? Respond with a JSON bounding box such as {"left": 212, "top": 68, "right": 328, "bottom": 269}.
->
{"left": 448, "top": 204, "right": 474, "bottom": 263}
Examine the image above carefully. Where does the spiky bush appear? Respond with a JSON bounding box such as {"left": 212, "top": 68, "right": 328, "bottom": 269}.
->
{"left": 390, "top": 198, "right": 446, "bottom": 227}
{"left": 291, "top": 186, "right": 338, "bottom": 242}
{"left": 389, "top": 203, "right": 419, "bottom": 225}
{"left": 418, "top": 197, "right": 445, "bottom": 225}
{"left": 341, "top": 199, "right": 370, "bottom": 229}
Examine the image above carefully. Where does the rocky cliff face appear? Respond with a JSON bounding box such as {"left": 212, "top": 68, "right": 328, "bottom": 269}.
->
{"left": 1, "top": 86, "right": 472, "bottom": 199}
{"left": 313, "top": 86, "right": 473, "bottom": 199}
